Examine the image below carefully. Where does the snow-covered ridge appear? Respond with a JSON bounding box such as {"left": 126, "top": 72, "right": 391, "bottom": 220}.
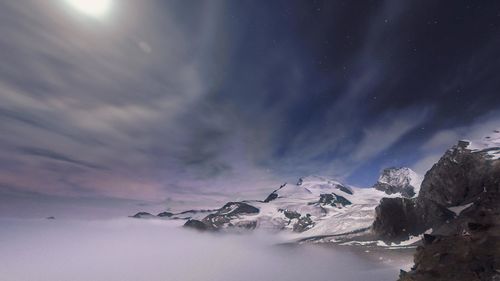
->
{"left": 372, "top": 167, "right": 422, "bottom": 198}
{"left": 179, "top": 172, "right": 421, "bottom": 244}
{"left": 465, "top": 129, "right": 500, "bottom": 160}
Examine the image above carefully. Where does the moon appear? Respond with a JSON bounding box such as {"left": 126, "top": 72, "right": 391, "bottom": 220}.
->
{"left": 64, "top": 0, "right": 112, "bottom": 18}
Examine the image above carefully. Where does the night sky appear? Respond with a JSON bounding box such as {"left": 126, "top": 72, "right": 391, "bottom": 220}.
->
{"left": 1, "top": 0, "right": 500, "bottom": 216}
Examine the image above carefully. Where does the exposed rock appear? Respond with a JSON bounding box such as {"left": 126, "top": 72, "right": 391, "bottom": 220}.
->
{"left": 282, "top": 209, "right": 301, "bottom": 220}
{"left": 418, "top": 143, "right": 497, "bottom": 207}
{"left": 336, "top": 185, "right": 354, "bottom": 195}
{"left": 130, "top": 212, "right": 154, "bottom": 218}
{"left": 318, "top": 193, "right": 352, "bottom": 208}
{"left": 372, "top": 167, "right": 421, "bottom": 198}
{"left": 293, "top": 214, "right": 314, "bottom": 232}
{"left": 263, "top": 192, "right": 278, "bottom": 203}
{"left": 263, "top": 183, "right": 287, "bottom": 202}
{"left": 372, "top": 141, "right": 499, "bottom": 242}
{"left": 184, "top": 202, "right": 259, "bottom": 231}
{"left": 233, "top": 220, "right": 258, "bottom": 230}
{"left": 157, "top": 211, "right": 174, "bottom": 217}
{"left": 391, "top": 133, "right": 500, "bottom": 280}
{"left": 297, "top": 178, "right": 304, "bottom": 186}
{"left": 217, "top": 202, "right": 259, "bottom": 216}
{"left": 183, "top": 219, "right": 208, "bottom": 231}
{"left": 373, "top": 197, "right": 420, "bottom": 240}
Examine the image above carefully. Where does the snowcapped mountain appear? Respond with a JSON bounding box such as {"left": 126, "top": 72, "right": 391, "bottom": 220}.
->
{"left": 372, "top": 167, "right": 422, "bottom": 198}
{"left": 180, "top": 171, "right": 421, "bottom": 241}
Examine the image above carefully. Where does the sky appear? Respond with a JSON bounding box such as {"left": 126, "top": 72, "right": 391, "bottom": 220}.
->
{"left": 1, "top": 0, "right": 500, "bottom": 217}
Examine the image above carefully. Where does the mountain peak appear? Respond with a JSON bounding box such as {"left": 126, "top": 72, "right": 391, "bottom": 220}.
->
{"left": 373, "top": 167, "right": 422, "bottom": 198}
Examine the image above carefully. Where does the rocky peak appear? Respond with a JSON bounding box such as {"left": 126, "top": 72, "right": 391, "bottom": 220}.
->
{"left": 373, "top": 167, "right": 421, "bottom": 198}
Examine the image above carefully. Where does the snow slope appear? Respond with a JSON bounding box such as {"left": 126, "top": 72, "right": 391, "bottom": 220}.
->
{"left": 227, "top": 176, "right": 406, "bottom": 240}
{"left": 466, "top": 129, "right": 500, "bottom": 160}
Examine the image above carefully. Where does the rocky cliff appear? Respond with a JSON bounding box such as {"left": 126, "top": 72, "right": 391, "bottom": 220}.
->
{"left": 372, "top": 131, "right": 500, "bottom": 281}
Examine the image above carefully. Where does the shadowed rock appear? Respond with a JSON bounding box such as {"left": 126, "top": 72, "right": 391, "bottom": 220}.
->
{"left": 130, "top": 212, "right": 154, "bottom": 218}
{"left": 184, "top": 202, "right": 259, "bottom": 231}
{"left": 157, "top": 211, "right": 174, "bottom": 217}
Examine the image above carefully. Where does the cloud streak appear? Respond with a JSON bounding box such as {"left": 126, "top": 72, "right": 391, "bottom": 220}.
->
{"left": 0, "top": 0, "right": 500, "bottom": 211}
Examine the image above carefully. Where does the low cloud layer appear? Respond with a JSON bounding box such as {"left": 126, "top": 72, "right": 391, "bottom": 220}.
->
{"left": 1, "top": 1, "right": 500, "bottom": 211}
{"left": 0, "top": 219, "right": 410, "bottom": 281}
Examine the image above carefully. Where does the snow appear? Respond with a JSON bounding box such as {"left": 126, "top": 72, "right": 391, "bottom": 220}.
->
{"left": 230, "top": 176, "right": 393, "bottom": 241}
{"left": 466, "top": 129, "right": 500, "bottom": 160}
{"left": 376, "top": 167, "right": 422, "bottom": 196}
{"left": 448, "top": 202, "right": 474, "bottom": 216}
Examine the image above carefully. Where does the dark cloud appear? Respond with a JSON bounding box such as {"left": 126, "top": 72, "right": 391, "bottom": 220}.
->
{"left": 15, "top": 146, "right": 106, "bottom": 170}
{"left": 1, "top": 0, "right": 500, "bottom": 212}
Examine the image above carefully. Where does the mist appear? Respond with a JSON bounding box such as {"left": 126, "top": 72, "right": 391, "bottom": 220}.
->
{"left": 0, "top": 218, "right": 409, "bottom": 281}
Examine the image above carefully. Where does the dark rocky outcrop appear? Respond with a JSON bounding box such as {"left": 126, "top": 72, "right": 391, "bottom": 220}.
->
{"left": 183, "top": 219, "right": 208, "bottom": 231}
{"left": 130, "top": 212, "right": 154, "bottom": 218}
{"left": 375, "top": 138, "right": 500, "bottom": 281}
{"left": 263, "top": 192, "right": 278, "bottom": 203}
{"left": 293, "top": 214, "right": 314, "bottom": 232}
{"left": 184, "top": 202, "right": 259, "bottom": 231}
{"left": 373, "top": 141, "right": 499, "bottom": 242}
{"left": 372, "top": 197, "right": 453, "bottom": 241}
{"left": 282, "top": 209, "right": 301, "bottom": 220}
{"left": 399, "top": 192, "right": 500, "bottom": 281}
{"left": 263, "top": 183, "right": 287, "bottom": 203}
{"left": 318, "top": 193, "right": 352, "bottom": 208}
{"left": 46, "top": 216, "right": 55, "bottom": 220}
{"left": 157, "top": 211, "right": 174, "bottom": 217}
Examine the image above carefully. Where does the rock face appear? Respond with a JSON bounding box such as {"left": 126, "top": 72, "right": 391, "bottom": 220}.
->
{"left": 184, "top": 202, "right": 259, "bottom": 231}
{"left": 399, "top": 191, "right": 500, "bottom": 281}
{"left": 372, "top": 197, "right": 454, "bottom": 241}
{"left": 418, "top": 141, "right": 495, "bottom": 206}
{"left": 373, "top": 197, "right": 420, "bottom": 239}
{"left": 263, "top": 183, "right": 287, "bottom": 203}
{"left": 293, "top": 214, "right": 314, "bottom": 232}
{"left": 157, "top": 211, "right": 174, "bottom": 217}
{"left": 373, "top": 140, "right": 500, "bottom": 241}
{"left": 130, "top": 212, "right": 154, "bottom": 218}
{"left": 317, "top": 193, "right": 352, "bottom": 208}
{"left": 375, "top": 131, "right": 500, "bottom": 281}
{"left": 372, "top": 167, "right": 421, "bottom": 198}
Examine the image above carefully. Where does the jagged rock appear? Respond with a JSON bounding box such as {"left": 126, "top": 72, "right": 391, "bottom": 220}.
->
{"left": 372, "top": 167, "right": 420, "bottom": 198}
{"left": 184, "top": 219, "right": 208, "bottom": 231}
{"left": 282, "top": 209, "right": 301, "bottom": 220}
{"left": 157, "top": 211, "right": 174, "bottom": 217}
{"left": 372, "top": 197, "right": 420, "bottom": 240}
{"left": 293, "top": 214, "right": 314, "bottom": 232}
{"left": 263, "top": 192, "right": 278, "bottom": 203}
{"left": 130, "top": 212, "right": 154, "bottom": 218}
{"left": 217, "top": 202, "right": 259, "bottom": 216}
{"left": 418, "top": 143, "right": 496, "bottom": 207}
{"left": 336, "top": 185, "right": 354, "bottom": 195}
{"left": 318, "top": 193, "right": 352, "bottom": 207}
{"left": 233, "top": 220, "right": 258, "bottom": 230}
{"left": 394, "top": 132, "right": 500, "bottom": 280}
{"left": 263, "top": 183, "right": 287, "bottom": 202}
{"left": 372, "top": 141, "right": 498, "bottom": 241}
{"left": 184, "top": 202, "right": 259, "bottom": 231}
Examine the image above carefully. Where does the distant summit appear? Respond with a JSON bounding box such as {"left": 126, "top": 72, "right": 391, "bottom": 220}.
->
{"left": 372, "top": 167, "right": 422, "bottom": 198}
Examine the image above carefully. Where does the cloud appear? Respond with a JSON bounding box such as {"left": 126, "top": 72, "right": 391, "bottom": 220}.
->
{"left": 15, "top": 146, "right": 106, "bottom": 170}
{"left": 0, "top": 219, "right": 407, "bottom": 281}
{"left": 413, "top": 111, "right": 500, "bottom": 174}
{"left": 1, "top": 0, "right": 500, "bottom": 213}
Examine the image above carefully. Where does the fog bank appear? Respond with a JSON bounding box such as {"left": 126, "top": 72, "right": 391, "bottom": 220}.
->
{"left": 0, "top": 219, "right": 409, "bottom": 281}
